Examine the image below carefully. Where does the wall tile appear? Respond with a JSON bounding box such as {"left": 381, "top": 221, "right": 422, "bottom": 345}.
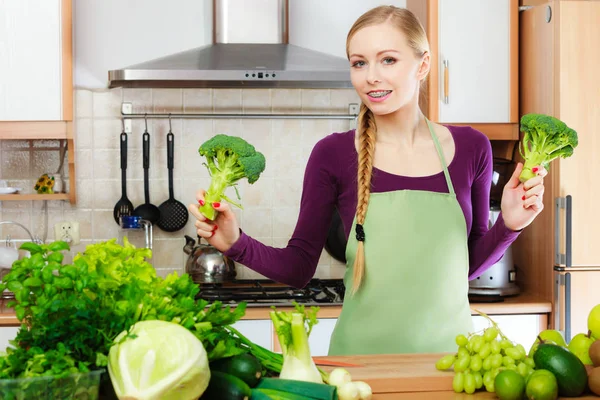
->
{"left": 241, "top": 208, "right": 272, "bottom": 238}
{"left": 92, "top": 119, "right": 122, "bottom": 149}
{"left": 74, "top": 119, "right": 93, "bottom": 149}
{"left": 92, "top": 149, "right": 119, "bottom": 180}
{"left": 2, "top": 88, "right": 343, "bottom": 277}
{"left": 330, "top": 89, "right": 361, "bottom": 113}
{"left": 123, "top": 89, "right": 153, "bottom": 113}
{"left": 272, "top": 89, "right": 301, "bottom": 114}
{"left": 184, "top": 89, "right": 213, "bottom": 112}
{"left": 301, "top": 89, "right": 331, "bottom": 113}
{"left": 213, "top": 89, "right": 242, "bottom": 113}
{"left": 242, "top": 89, "right": 271, "bottom": 112}
{"left": 273, "top": 178, "right": 301, "bottom": 207}
{"left": 93, "top": 89, "right": 122, "bottom": 118}
{"left": 74, "top": 149, "right": 93, "bottom": 180}
{"left": 272, "top": 207, "right": 299, "bottom": 237}
{"left": 75, "top": 90, "right": 93, "bottom": 118}
{"left": 153, "top": 89, "right": 183, "bottom": 113}
{"left": 244, "top": 177, "right": 274, "bottom": 208}
{"left": 92, "top": 210, "right": 119, "bottom": 239}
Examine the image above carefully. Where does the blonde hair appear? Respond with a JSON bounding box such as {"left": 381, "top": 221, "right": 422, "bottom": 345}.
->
{"left": 346, "top": 6, "right": 430, "bottom": 295}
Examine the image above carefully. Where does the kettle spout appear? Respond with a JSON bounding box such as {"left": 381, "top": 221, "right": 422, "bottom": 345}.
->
{"left": 183, "top": 235, "right": 196, "bottom": 255}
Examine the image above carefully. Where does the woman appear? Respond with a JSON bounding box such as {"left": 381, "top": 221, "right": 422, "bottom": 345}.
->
{"left": 188, "top": 6, "right": 546, "bottom": 356}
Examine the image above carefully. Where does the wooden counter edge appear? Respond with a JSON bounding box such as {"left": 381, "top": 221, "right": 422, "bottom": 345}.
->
{"left": 241, "top": 295, "right": 552, "bottom": 320}
{"left": 0, "top": 294, "right": 552, "bottom": 326}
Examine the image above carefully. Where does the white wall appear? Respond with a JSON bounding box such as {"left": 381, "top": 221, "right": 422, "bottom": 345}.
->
{"left": 73, "top": 0, "right": 212, "bottom": 89}
{"left": 289, "top": 0, "right": 406, "bottom": 59}
{"left": 74, "top": 0, "right": 406, "bottom": 89}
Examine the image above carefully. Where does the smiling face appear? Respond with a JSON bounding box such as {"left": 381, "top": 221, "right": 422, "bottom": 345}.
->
{"left": 347, "top": 22, "right": 429, "bottom": 116}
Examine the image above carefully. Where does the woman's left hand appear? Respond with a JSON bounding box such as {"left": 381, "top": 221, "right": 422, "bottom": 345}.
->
{"left": 501, "top": 162, "right": 548, "bottom": 231}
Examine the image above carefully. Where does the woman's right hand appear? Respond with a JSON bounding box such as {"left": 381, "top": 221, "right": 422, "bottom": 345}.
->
{"left": 187, "top": 189, "right": 241, "bottom": 253}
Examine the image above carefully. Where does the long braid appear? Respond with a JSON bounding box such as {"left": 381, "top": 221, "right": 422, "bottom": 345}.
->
{"left": 351, "top": 103, "right": 377, "bottom": 295}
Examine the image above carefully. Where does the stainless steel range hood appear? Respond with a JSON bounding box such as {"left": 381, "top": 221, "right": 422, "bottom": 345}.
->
{"left": 108, "top": 0, "right": 352, "bottom": 89}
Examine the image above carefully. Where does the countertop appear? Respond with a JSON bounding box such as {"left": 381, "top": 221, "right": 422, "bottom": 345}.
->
{"left": 241, "top": 292, "right": 552, "bottom": 320}
{"left": 0, "top": 293, "right": 552, "bottom": 327}
{"left": 319, "top": 353, "right": 598, "bottom": 399}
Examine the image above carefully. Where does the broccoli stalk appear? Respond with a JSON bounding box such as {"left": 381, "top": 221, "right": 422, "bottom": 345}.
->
{"left": 197, "top": 134, "right": 266, "bottom": 220}
{"left": 518, "top": 113, "right": 578, "bottom": 183}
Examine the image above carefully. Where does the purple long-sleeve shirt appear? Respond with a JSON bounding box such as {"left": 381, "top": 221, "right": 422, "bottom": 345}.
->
{"left": 224, "top": 125, "right": 521, "bottom": 288}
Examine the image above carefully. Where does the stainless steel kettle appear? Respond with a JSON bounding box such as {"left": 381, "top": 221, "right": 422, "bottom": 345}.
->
{"left": 183, "top": 235, "right": 236, "bottom": 283}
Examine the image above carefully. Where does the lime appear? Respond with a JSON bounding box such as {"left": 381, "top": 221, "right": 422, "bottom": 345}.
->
{"left": 526, "top": 369, "right": 558, "bottom": 400}
{"left": 495, "top": 369, "right": 526, "bottom": 400}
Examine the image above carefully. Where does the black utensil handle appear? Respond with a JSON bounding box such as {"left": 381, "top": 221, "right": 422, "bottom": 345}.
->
{"left": 120, "top": 133, "right": 127, "bottom": 195}
{"left": 143, "top": 132, "right": 150, "bottom": 203}
{"left": 167, "top": 132, "right": 174, "bottom": 199}
{"left": 143, "top": 132, "right": 150, "bottom": 169}
{"left": 120, "top": 132, "right": 127, "bottom": 170}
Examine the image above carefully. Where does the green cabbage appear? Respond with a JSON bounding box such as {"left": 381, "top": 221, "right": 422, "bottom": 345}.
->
{"left": 108, "top": 320, "right": 210, "bottom": 400}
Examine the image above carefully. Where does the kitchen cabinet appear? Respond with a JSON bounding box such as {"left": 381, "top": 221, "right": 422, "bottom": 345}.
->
{"left": 261, "top": 314, "right": 545, "bottom": 356}
{"left": 513, "top": 0, "right": 600, "bottom": 341}
{"left": 0, "top": 327, "right": 19, "bottom": 352}
{"left": 472, "top": 314, "right": 546, "bottom": 352}
{"left": 407, "top": 0, "right": 520, "bottom": 140}
{"left": 0, "top": 0, "right": 72, "bottom": 121}
{"left": 232, "top": 320, "right": 273, "bottom": 352}
{"left": 0, "top": 0, "right": 76, "bottom": 204}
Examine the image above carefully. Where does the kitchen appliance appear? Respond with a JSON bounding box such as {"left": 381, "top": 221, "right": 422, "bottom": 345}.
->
{"left": 468, "top": 207, "right": 520, "bottom": 297}
{"left": 184, "top": 235, "right": 237, "bottom": 283}
{"left": 108, "top": 0, "right": 352, "bottom": 89}
{"left": 195, "top": 278, "right": 345, "bottom": 307}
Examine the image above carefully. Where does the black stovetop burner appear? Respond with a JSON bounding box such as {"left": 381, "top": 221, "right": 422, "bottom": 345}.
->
{"left": 195, "top": 279, "right": 345, "bottom": 307}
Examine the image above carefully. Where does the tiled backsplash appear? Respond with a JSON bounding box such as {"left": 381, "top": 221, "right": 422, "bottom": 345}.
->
{"left": 0, "top": 88, "right": 360, "bottom": 280}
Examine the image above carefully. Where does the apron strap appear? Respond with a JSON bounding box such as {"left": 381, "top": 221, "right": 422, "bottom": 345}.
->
{"left": 425, "top": 118, "right": 455, "bottom": 195}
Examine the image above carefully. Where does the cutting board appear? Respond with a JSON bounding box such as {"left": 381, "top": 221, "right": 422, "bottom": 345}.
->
{"left": 320, "top": 353, "right": 455, "bottom": 394}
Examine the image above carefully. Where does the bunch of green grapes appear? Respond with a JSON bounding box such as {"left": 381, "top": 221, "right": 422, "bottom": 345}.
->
{"left": 435, "top": 325, "right": 536, "bottom": 394}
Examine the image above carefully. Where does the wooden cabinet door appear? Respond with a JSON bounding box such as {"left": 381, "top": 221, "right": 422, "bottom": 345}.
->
{"left": 437, "top": 0, "right": 513, "bottom": 123}
{"left": 232, "top": 320, "right": 273, "bottom": 351}
{"left": 555, "top": 0, "right": 600, "bottom": 339}
{"left": 556, "top": 1, "right": 600, "bottom": 267}
{"left": 0, "top": 0, "right": 70, "bottom": 121}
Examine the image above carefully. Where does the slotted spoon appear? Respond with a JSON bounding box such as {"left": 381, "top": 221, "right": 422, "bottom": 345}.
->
{"left": 157, "top": 126, "right": 189, "bottom": 232}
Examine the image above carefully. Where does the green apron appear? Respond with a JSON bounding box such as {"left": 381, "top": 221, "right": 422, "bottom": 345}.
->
{"left": 328, "top": 119, "right": 474, "bottom": 356}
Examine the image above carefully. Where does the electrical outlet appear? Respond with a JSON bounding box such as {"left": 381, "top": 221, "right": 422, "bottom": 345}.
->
{"left": 54, "top": 221, "right": 80, "bottom": 245}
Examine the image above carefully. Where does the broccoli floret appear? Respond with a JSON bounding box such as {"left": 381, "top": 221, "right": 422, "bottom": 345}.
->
{"left": 518, "top": 113, "right": 579, "bottom": 182}
{"left": 198, "top": 134, "right": 266, "bottom": 220}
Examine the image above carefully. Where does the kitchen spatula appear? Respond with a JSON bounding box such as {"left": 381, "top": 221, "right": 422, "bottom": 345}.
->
{"left": 157, "top": 130, "right": 189, "bottom": 232}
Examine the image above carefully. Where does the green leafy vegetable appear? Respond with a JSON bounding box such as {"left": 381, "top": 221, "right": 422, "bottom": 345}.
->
{"left": 197, "top": 134, "right": 266, "bottom": 220}
{"left": 518, "top": 113, "right": 579, "bottom": 182}
{"left": 0, "top": 238, "right": 247, "bottom": 383}
{"left": 108, "top": 320, "right": 210, "bottom": 400}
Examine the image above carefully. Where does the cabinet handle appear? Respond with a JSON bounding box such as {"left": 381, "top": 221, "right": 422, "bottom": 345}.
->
{"left": 554, "top": 195, "right": 573, "bottom": 341}
{"left": 443, "top": 60, "right": 449, "bottom": 104}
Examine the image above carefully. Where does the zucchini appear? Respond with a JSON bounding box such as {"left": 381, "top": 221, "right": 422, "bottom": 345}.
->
{"left": 252, "top": 388, "right": 317, "bottom": 400}
{"left": 254, "top": 378, "right": 338, "bottom": 400}
{"left": 201, "top": 371, "right": 252, "bottom": 400}
{"left": 249, "top": 389, "right": 275, "bottom": 400}
{"left": 210, "top": 353, "right": 264, "bottom": 387}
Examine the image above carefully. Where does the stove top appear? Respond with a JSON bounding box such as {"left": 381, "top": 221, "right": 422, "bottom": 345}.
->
{"left": 195, "top": 279, "right": 345, "bottom": 307}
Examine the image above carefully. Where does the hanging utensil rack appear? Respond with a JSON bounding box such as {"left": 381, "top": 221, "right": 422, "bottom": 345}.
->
{"left": 121, "top": 102, "right": 360, "bottom": 131}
